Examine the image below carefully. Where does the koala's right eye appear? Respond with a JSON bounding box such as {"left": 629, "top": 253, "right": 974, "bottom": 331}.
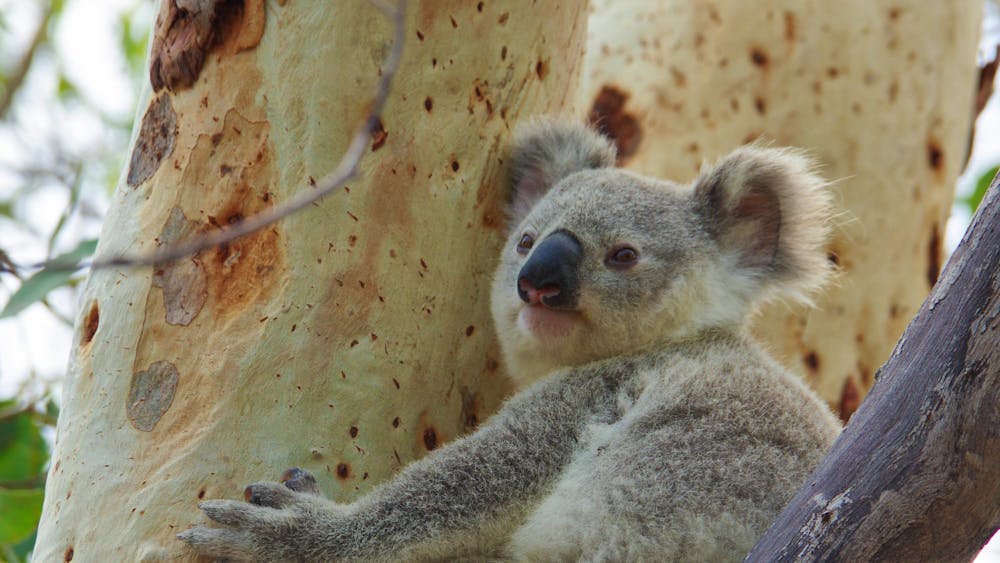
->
{"left": 516, "top": 233, "right": 535, "bottom": 255}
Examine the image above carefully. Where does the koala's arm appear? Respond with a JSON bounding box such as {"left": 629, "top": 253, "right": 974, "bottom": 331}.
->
{"left": 178, "top": 370, "right": 620, "bottom": 561}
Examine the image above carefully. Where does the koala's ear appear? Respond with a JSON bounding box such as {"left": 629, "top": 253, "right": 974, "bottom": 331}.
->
{"left": 507, "top": 119, "right": 617, "bottom": 226}
{"left": 693, "top": 146, "right": 832, "bottom": 302}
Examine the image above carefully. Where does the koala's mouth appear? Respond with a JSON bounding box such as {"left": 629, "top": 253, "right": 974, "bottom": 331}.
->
{"left": 517, "top": 304, "right": 581, "bottom": 340}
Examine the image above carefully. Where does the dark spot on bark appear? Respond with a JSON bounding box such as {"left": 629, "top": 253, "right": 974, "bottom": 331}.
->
{"left": 754, "top": 97, "right": 767, "bottom": 114}
{"left": 927, "top": 223, "right": 941, "bottom": 288}
{"left": 432, "top": 58, "right": 437, "bottom": 68}
{"left": 370, "top": 118, "right": 387, "bottom": 151}
{"left": 392, "top": 416, "right": 400, "bottom": 428}
{"left": 349, "top": 426, "right": 358, "bottom": 438}
{"left": 462, "top": 388, "right": 480, "bottom": 431}
{"left": 81, "top": 301, "right": 99, "bottom": 346}
{"left": 290, "top": 324, "right": 297, "bottom": 332}
{"left": 784, "top": 12, "right": 796, "bottom": 42}
{"left": 821, "top": 511, "right": 832, "bottom": 524}
{"left": 415, "top": 30, "right": 424, "bottom": 41}
{"left": 127, "top": 361, "right": 179, "bottom": 432}
{"left": 392, "top": 378, "right": 400, "bottom": 389}
{"left": 889, "top": 303, "right": 900, "bottom": 318}
{"left": 350, "top": 339, "right": 359, "bottom": 348}
{"left": 220, "top": 164, "right": 233, "bottom": 176}
{"left": 750, "top": 47, "right": 769, "bottom": 68}
{"left": 826, "top": 252, "right": 840, "bottom": 266}
{"left": 927, "top": 140, "right": 943, "bottom": 171}
{"left": 486, "top": 357, "right": 499, "bottom": 372}
{"left": 423, "top": 427, "right": 438, "bottom": 451}
{"left": 424, "top": 97, "right": 433, "bottom": 112}
{"left": 197, "top": 489, "right": 206, "bottom": 499}
{"left": 64, "top": 547, "right": 74, "bottom": 561}
{"left": 839, "top": 376, "right": 861, "bottom": 422}
{"left": 535, "top": 59, "right": 548, "bottom": 80}
{"left": 498, "top": 12, "right": 509, "bottom": 24}
{"left": 127, "top": 95, "right": 177, "bottom": 188}
{"left": 450, "top": 15, "right": 457, "bottom": 28}
{"left": 477, "top": 2, "right": 484, "bottom": 11}
{"left": 451, "top": 160, "right": 460, "bottom": 172}
{"left": 465, "top": 325, "right": 475, "bottom": 336}
{"left": 803, "top": 351, "right": 820, "bottom": 373}
{"left": 336, "top": 463, "right": 350, "bottom": 479}
{"left": 827, "top": 67, "right": 839, "bottom": 78}
{"left": 588, "top": 85, "right": 642, "bottom": 164}
{"left": 501, "top": 45, "right": 507, "bottom": 60}
{"left": 888, "top": 7, "right": 901, "bottom": 20}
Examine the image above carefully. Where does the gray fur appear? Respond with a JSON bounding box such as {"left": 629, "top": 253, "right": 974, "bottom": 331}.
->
{"left": 179, "top": 120, "right": 841, "bottom": 562}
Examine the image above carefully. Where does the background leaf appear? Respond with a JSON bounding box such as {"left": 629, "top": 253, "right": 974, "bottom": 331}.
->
{"left": 0, "top": 238, "right": 97, "bottom": 318}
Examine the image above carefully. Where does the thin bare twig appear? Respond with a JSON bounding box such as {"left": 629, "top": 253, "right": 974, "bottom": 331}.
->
{"left": 35, "top": 0, "right": 407, "bottom": 273}
{"left": 0, "top": 0, "right": 56, "bottom": 119}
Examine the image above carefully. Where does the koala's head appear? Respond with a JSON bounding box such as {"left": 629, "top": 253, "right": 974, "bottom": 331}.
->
{"left": 491, "top": 119, "right": 832, "bottom": 385}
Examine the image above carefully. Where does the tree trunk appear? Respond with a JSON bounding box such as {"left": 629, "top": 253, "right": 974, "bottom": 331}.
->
{"left": 578, "top": 0, "right": 981, "bottom": 419}
{"left": 34, "top": 1, "right": 589, "bottom": 560}
{"left": 747, "top": 175, "right": 1000, "bottom": 562}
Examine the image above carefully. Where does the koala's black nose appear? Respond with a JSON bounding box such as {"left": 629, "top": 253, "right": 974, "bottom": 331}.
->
{"left": 517, "top": 230, "right": 582, "bottom": 309}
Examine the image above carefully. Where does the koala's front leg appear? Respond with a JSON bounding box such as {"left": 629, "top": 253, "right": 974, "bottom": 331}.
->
{"left": 179, "top": 370, "right": 620, "bottom": 561}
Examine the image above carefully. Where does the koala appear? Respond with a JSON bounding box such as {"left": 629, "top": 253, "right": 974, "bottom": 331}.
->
{"left": 179, "top": 119, "right": 842, "bottom": 562}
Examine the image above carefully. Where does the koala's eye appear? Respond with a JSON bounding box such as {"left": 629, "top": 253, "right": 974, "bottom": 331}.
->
{"left": 606, "top": 246, "right": 639, "bottom": 269}
{"left": 516, "top": 233, "right": 535, "bottom": 255}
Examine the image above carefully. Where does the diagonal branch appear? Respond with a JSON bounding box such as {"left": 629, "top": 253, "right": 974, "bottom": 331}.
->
{"left": 0, "top": 0, "right": 56, "bottom": 119}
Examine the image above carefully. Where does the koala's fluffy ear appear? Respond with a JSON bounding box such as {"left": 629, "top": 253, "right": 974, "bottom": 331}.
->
{"left": 507, "top": 119, "right": 617, "bottom": 226}
{"left": 693, "top": 146, "right": 832, "bottom": 302}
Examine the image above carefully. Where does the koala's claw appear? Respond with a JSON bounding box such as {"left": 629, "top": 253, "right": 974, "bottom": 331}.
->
{"left": 244, "top": 481, "right": 301, "bottom": 508}
{"left": 281, "top": 467, "right": 320, "bottom": 495}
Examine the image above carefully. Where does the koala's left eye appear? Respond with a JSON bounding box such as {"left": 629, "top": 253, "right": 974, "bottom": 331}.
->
{"left": 516, "top": 233, "right": 535, "bottom": 255}
{"left": 606, "top": 246, "right": 639, "bottom": 269}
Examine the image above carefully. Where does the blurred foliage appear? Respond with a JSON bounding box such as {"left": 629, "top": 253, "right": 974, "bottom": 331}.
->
{"left": 0, "top": 399, "right": 54, "bottom": 562}
{"left": 0, "top": 0, "right": 151, "bottom": 559}
{"left": 961, "top": 165, "right": 999, "bottom": 214}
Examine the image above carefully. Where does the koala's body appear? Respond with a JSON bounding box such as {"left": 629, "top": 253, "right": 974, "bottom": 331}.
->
{"left": 180, "top": 120, "right": 842, "bottom": 562}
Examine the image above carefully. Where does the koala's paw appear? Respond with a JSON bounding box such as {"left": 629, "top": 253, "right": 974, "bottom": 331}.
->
{"left": 178, "top": 471, "right": 345, "bottom": 562}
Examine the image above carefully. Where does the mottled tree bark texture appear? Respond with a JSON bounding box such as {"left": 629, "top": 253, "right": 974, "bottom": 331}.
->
{"left": 748, "top": 177, "right": 1000, "bottom": 561}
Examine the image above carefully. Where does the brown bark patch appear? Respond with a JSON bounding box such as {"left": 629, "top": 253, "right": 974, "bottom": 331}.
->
{"left": 749, "top": 47, "right": 769, "bottom": 68}
{"left": 335, "top": 462, "right": 350, "bottom": 480}
{"left": 423, "top": 427, "right": 438, "bottom": 451}
{"left": 370, "top": 118, "right": 387, "bottom": 151}
{"left": 63, "top": 547, "right": 73, "bottom": 561}
{"left": 150, "top": 0, "right": 265, "bottom": 92}
{"left": 80, "top": 301, "right": 99, "bottom": 346}
{"left": 926, "top": 223, "right": 941, "bottom": 288}
{"left": 127, "top": 94, "right": 177, "bottom": 188}
{"left": 588, "top": 85, "right": 642, "bottom": 165}
{"left": 152, "top": 207, "right": 208, "bottom": 326}
{"left": 839, "top": 376, "right": 861, "bottom": 422}
{"left": 461, "top": 387, "right": 481, "bottom": 431}
{"left": 926, "top": 139, "right": 944, "bottom": 174}
{"left": 181, "top": 112, "right": 281, "bottom": 315}
{"left": 127, "top": 360, "right": 179, "bottom": 432}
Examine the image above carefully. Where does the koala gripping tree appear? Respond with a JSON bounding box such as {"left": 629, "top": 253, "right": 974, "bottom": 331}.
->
{"left": 34, "top": 1, "right": 588, "bottom": 559}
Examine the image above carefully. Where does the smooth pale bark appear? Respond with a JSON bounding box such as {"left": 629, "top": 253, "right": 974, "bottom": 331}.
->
{"left": 579, "top": 0, "right": 981, "bottom": 419}
{"left": 747, "top": 177, "right": 1000, "bottom": 562}
{"left": 34, "top": 1, "right": 589, "bottom": 560}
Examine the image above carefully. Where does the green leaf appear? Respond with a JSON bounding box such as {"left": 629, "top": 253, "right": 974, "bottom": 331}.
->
{"left": 0, "top": 408, "right": 47, "bottom": 483}
{"left": 0, "top": 238, "right": 97, "bottom": 318}
{"left": 0, "top": 488, "right": 44, "bottom": 547}
{"left": 56, "top": 75, "right": 77, "bottom": 101}
{"left": 962, "top": 165, "right": 999, "bottom": 214}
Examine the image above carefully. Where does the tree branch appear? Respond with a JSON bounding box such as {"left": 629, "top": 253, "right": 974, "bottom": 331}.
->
{"left": 0, "top": 0, "right": 56, "bottom": 119}
{"left": 747, "top": 175, "right": 1000, "bottom": 561}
